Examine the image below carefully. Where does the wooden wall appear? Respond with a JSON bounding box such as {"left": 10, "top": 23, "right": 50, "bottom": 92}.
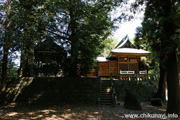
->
{"left": 98, "top": 56, "right": 140, "bottom": 76}
{"left": 118, "top": 57, "right": 139, "bottom": 73}
{"left": 98, "top": 61, "right": 118, "bottom": 76}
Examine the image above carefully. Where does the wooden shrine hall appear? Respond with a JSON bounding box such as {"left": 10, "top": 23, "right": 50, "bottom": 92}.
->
{"left": 97, "top": 35, "right": 151, "bottom": 77}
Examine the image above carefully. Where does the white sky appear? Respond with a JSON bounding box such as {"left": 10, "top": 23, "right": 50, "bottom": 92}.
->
{"left": 112, "top": 0, "right": 145, "bottom": 41}
{"left": 113, "top": 18, "right": 143, "bottom": 41}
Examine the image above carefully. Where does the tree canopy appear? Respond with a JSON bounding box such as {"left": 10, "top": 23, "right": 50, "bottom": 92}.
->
{"left": 0, "top": 0, "right": 124, "bottom": 77}
{"left": 42, "top": 0, "right": 123, "bottom": 76}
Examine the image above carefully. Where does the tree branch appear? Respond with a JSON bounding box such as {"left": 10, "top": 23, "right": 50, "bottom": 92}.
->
{"left": 46, "top": 29, "right": 69, "bottom": 40}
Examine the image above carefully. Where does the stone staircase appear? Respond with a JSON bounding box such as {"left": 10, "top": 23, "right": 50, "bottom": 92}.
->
{"left": 99, "top": 80, "right": 113, "bottom": 105}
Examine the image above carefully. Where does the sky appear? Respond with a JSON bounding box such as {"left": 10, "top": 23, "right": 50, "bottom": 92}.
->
{"left": 113, "top": 18, "right": 143, "bottom": 41}
{"left": 112, "top": 0, "right": 145, "bottom": 42}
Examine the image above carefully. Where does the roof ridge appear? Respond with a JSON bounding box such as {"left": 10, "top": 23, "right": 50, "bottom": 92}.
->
{"left": 114, "top": 34, "right": 127, "bottom": 49}
{"left": 115, "top": 35, "right": 136, "bottom": 49}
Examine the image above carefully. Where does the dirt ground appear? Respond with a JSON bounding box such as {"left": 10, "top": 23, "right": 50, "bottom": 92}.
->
{"left": 0, "top": 102, "right": 178, "bottom": 120}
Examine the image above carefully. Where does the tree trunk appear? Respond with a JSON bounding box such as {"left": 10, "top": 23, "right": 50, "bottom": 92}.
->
{"left": 70, "top": 39, "right": 78, "bottom": 77}
{"left": 166, "top": 49, "right": 180, "bottom": 115}
{"left": 154, "top": 63, "right": 167, "bottom": 102}
{"left": 1, "top": 42, "right": 8, "bottom": 88}
{"left": 0, "top": 0, "right": 11, "bottom": 105}
{"left": 28, "top": 47, "right": 34, "bottom": 77}
{"left": 0, "top": 39, "right": 9, "bottom": 104}
{"left": 19, "top": 43, "right": 34, "bottom": 77}
{"left": 69, "top": 1, "right": 78, "bottom": 77}
{"left": 19, "top": 50, "right": 25, "bottom": 77}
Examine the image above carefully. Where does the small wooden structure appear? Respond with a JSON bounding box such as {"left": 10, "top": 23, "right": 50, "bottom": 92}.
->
{"left": 34, "top": 40, "right": 67, "bottom": 76}
{"left": 97, "top": 35, "right": 151, "bottom": 77}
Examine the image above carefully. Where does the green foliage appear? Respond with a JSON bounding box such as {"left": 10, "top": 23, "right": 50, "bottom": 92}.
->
{"left": 8, "top": 59, "right": 18, "bottom": 78}
{"left": 0, "top": 0, "right": 48, "bottom": 77}
{"left": 9, "top": 67, "right": 18, "bottom": 78}
{"left": 41, "top": 0, "right": 123, "bottom": 76}
{"left": 100, "top": 37, "right": 118, "bottom": 57}
{"left": 1, "top": 0, "right": 124, "bottom": 77}
{"left": 134, "top": 0, "right": 180, "bottom": 72}
{"left": 143, "top": 0, "right": 180, "bottom": 54}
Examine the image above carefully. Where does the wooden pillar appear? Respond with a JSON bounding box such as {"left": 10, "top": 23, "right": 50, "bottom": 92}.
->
{"left": 97, "top": 62, "right": 99, "bottom": 78}
{"left": 118, "top": 56, "right": 119, "bottom": 74}
{"left": 128, "top": 57, "right": 129, "bottom": 71}
{"left": 108, "top": 62, "right": 110, "bottom": 75}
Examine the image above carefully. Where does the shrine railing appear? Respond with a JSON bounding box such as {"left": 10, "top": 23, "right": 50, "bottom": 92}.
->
{"left": 118, "top": 73, "right": 159, "bottom": 81}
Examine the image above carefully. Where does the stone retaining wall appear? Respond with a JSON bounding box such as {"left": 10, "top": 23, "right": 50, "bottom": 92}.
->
{"left": 6, "top": 77, "right": 100, "bottom": 104}
{"left": 114, "top": 80, "right": 158, "bottom": 101}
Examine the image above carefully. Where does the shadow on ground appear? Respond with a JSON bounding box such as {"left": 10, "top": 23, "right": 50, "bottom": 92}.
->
{"left": 0, "top": 102, "right": 169, "bottom": 120}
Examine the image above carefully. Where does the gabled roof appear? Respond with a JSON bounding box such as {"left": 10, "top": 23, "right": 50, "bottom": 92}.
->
{"left": 106, "top": 35, "right": 150, "bottom": 58}
{"left": 34, "top": 40, "right": 67, "bottom": 62}
{"left": 35, "top": 40, "right": 65, "bottom": 53}
{"left": 115, "top": 35, "right": 136, "bottom": 49}
{"left": 97, "top": 35, "right": 151, "bottom": 62}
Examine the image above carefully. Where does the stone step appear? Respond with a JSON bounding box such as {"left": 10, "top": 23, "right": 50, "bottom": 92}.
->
{"left": 102, "top": 82, "right": 111, "bottom": 84}
{"left": 101, "top": 97, "right": 112, "bottom": 101}
{"left": 101, "top": 87, "right": 112, "bottom": 89}
{"left": 101, "top": 83, "right": 111, "bottom": 85}
{"left": 101, "top": 89, "right": 112, "bottom": 92}
{"left": 101, "top": 96, "right": 112, "bottom": 98}
{"left": 101, "top": 98, "right": 112, "bottom": 100}
{"left": 101, "top": 93, "right": 112, "bottom": 95}
{"left": 102, "top": 82, "right": 111, "bottom": 83}
{"left": 101, "top": 90, "right": 112, "bottom": 92}
{"left": 101, "top": 85, "right": 111, "bottom": 88}
{"left": 99, "top": 100, "right": 113, "bottom": 105}
{"left": 101, "top": 81, "right": 111, "bottom": 83}
{"left": 101, "top": 86, "right": 111, "bottom": 89}
{"left": 101, "top": 92, "right": 112, "bottom": 95}
{"left": 101, "top": 94, "right": 112, "bottom": 96}
{"left": 100, "top": 98, "right": 112, "bottom": 100}
{"left": 101, "top": 93, "right": 112, "bottom": 96}
{"left": 101, "top": 93, "right": 111, "bottom": 95}
{"left": 99, "top": 80, "right": 113, "bottom": 105}
{"left": 100, "top": 99, "right": 113, "bottom": 102}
